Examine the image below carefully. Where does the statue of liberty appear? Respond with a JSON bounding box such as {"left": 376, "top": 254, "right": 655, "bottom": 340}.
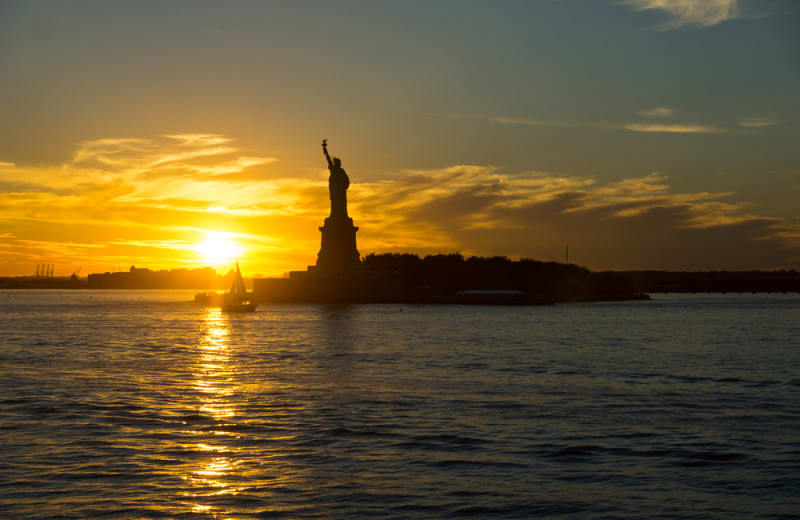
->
{"left": 322, "top": 139, "right": 350, "bottom": 219}
{"left": 316, "top": 138, "right": 359, "bottom": 269}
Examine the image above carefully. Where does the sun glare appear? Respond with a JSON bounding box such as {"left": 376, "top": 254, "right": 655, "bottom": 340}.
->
{"left": 195, "top": 232, "right": 243, "bottom": 266}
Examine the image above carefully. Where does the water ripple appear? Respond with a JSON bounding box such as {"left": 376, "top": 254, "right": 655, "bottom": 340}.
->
{"left": 1, "top": 291, "right": 799, "bottom": 519}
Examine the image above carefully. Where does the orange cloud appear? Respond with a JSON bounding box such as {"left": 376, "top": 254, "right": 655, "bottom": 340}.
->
{"left": 1, "top": 134, "right": 798, "bottom": 275}
{"left": 349, "top": 166, "right": 800, "bottom": 269}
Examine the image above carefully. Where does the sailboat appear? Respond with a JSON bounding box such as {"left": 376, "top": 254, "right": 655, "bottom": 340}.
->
{"left": 221, "top": 261, "right": 257, "bottom": 313}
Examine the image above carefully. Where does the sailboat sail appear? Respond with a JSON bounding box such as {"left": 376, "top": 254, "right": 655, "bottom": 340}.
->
{"left": 234, "top": 262, "right": 247, "bottom": 297}
{"left": 222, "top": 261, "right": 257, "bottom": 312}
{"left": 229, "top": 261, "right": 247, "bottom": 299}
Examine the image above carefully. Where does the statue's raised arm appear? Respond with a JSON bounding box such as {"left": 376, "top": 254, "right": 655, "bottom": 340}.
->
{"left": 322, "top": 138, "right": 333, "bottom": 168}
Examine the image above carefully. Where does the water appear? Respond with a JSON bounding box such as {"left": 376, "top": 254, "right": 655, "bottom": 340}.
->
{"left": 1, "top": 291, "right": 799, "bottom": 519}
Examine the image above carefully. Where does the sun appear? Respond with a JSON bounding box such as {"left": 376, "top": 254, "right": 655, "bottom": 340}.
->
{"left": 195, "top": 232, "right": 243, "bottom": 266}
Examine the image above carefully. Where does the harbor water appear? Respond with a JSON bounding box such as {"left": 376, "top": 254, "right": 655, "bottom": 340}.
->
{"left": 1, "top": 291, "right": 799, "bottom": 519}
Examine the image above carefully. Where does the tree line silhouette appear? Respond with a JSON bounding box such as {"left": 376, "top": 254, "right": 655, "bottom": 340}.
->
{"left": 362, "top": 253, "right": 642, "bottom": 301}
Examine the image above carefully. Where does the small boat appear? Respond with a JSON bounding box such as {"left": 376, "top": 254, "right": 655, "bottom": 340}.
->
{"left": 194, "top": 291, "right": 225, "bottom": 306}
{"left": 221, "top": 261, "right": 257, "bottom": 313}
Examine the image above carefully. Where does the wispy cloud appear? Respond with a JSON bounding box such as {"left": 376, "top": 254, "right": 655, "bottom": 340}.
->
{"left": 621, "top": 0, "right": 741, "bottom": 29}
{"left": 165, "top": 134, "right": 234, "bottom": 147}
{"left": 493, "top": 116, "right": 726, "bottom": 134}
{"left": 491, "top": 116, "right": 595, "bottom": 129}
{"left": 0, "top": 135, "right": 290, "bottom": 274}
{"left": 70, "top": 134, "right": 255, "bottom": 177}
{"left": 349, "top": 165, "right": 800, "bottom": 269}
{"left": 622, "top": 122, "right": 724, "bottom": 133}
{"left": 620, "top": 0, "right": 788, "bottom": 29}
{"left": 737, "top": 117, "right": 777, "bottom": 128}
{"left": 638, "top": 107, "right": 675, "bottom": 118}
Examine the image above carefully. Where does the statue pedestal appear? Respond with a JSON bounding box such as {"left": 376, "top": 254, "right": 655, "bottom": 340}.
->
{"left": 316, "top": 216, "right": 360, "bottom": 270}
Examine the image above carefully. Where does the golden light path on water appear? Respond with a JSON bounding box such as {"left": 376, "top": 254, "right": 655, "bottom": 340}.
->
{"left": 160, "top": 305, "right": 313, "bottom": 518}
{"left": 184, "top": 308, "right": 240, "bottom": 517}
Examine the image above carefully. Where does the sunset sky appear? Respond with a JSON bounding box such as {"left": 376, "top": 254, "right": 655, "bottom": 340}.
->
{"left": 1, "top": 0, "right": 799, "bottom": 276}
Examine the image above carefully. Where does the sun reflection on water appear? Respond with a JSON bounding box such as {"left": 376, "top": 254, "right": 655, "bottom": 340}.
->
{"left": 181, "top": 307, "right": 242, "bottom": 515}
{"left": 170, "top": 307, "right": 308, "bottom": 518}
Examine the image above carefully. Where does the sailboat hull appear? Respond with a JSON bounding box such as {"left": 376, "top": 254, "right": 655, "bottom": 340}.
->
{"left": 221, "top": 301, "right": 257, "bottom": 313}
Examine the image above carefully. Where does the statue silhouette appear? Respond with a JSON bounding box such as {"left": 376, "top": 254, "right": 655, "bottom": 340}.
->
{"left": 316, "top": 139, "right": 360, "bottom": 270}
{"left": 322, "top": 139, "right": 350, "bottom": 219}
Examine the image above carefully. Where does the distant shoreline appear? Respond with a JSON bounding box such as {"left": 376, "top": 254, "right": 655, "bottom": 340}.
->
{"left": 3, "top": 267, "right": 799, "bottom": 296}
{"left": 1, "top": 287, "right": 797, "bottom": 295}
